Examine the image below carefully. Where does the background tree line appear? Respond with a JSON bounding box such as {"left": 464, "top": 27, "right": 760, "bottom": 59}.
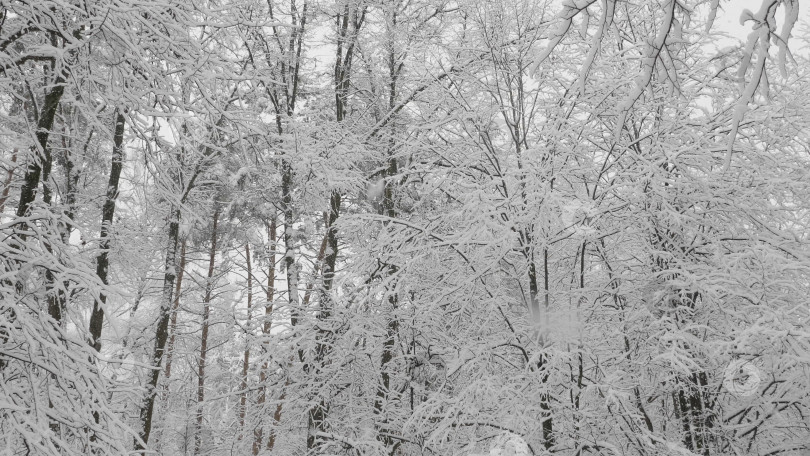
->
{"left": 1, "top": 0, "right": 809, "bottom": 455}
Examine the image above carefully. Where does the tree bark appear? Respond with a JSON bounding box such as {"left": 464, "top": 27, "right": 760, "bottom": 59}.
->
{"left": 195, "top": 207, "right": 219, "bottom": 455}
{"left": 11, "top": 75, "right": 67, "bottom": 327}
{"left": 163, "top": 239, "right": 188, "bottom": 380}
{"left": 281, "top": 159, "right": 300, "bottom": 325}
{"left": 16, "top": 75, "right": 65, "bottom": 219}
{"left": 371, "top": 9, "right": 402, "bottom": 450}
{"left": 306, "top": 5, "right": 364, "bottom": 449}
{"left": 135, "top": 207, "right": 181, "bottom": 453}
{"left": 373, "top": 154, "right": 399, "bottom": 451}
{"left": 0, "top": 149, "right": 18, "bottom": 214}
{"left": 238, "top": 242, "right": 253, "bottom": 436}
{"left": 255, "top": 219, "right": 278, "bottom": 454}
{"left": 89, "top": 110, "right": 126, "bottom": 351}
{"left": 0, "top": 95, "right": 23, "bottom": 214}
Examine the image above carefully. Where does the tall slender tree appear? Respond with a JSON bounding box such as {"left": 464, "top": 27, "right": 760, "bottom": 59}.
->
{"left": 194, "top": 206, "right": 220, "bottom": 455}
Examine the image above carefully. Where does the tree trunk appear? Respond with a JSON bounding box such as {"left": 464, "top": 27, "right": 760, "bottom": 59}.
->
{"left": 281, "top": 159, "right": 300, "bottom": 324}
{"left": 238, "top": 242, "right": 253, "bottom": 436}
{"left": 89, "top": 110, "right": 126, "bottom": 351}
{"left": 307, "top": 195, "right": 341, "bottom": 451}
{"left": 195, "top": 207, "right": 219, "bottom": 456}
{"left": 56, "top": 113, "right": 89, "bottom": 245}
{"left": 16, "top": 74, "right": 65, "bottom": 219}
{"left": 371, "top": 10, "right": 401, "bottom": 450}
{"left": 301, "top": 229, "right": 328, "bottom": 308}
{"left": 151, "top": 238, "right": 187, "bottom": 451}
{"left": 163, "top": 239, "right": 188, "bottom": 381}
{"left": 255, "top": 220, "right": 278, "bottom": 454}
{"left": 306, "top": 6, "right": 364, "bottom": 449}
{"left": 0, "top": 149, "right": 18, "bottom": 214}
{"left": 541, "top": 247, "right": 554, "bottom": 448}
{"left": 135, "top": 206, "right": 181, "bottom": 453}
{"left": 0, "top": 95, "right": 23, "bottom": 214}
{"left": 373, "top": 155, "right": 399, "bottom": 451}
{"left": 265, "top": 384, "right": 286, "bottom": 453}
{"left": 12, "top": 75, "right": 67, "bottom": 327}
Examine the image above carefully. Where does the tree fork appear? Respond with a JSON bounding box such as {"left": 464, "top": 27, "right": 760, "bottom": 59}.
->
{"left": 16, "top": 74, "right": 66, "bottom": 219}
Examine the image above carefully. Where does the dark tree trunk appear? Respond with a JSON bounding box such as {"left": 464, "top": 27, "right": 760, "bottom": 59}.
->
{"left": 135, "top": 207, "right": 181, "bottom": 453}
{"left": 89, "top": 110, "right": 126, "bottom": 351}
{"left": 373, "top": 155, "right": 400, "bottom": 452}
{"left": 255, "top": 220, "right": 279, "bottom": 454}
{"left": 239, "top": 242, "right": 253, "bottom": 436}
{"left": 16, "top": 75, "right": 65, "bottom": 219}
{"left": 281, "top": 159, "right": 300, "bottom": 324}
{"left": 371, "top": 10, "right": 404, "bottom": 451}
{"left": 12, "top": 75, "right": 67, "bottom": 327}
{"left": 195, "top": 208, "right": 219, "bottom": 455}
{"left": 305, "top": 5, "right": 365, "bottom": 448}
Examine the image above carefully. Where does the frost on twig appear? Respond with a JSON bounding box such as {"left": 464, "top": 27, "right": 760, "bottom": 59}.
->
{"left": 777, "top": 0, "right": 799, "bottom": 78}
{"left": 613, "top": 0, "right": 676, "bottom": 142}
{"left": 578, "top": 0, "right": 615, "bottom": 94}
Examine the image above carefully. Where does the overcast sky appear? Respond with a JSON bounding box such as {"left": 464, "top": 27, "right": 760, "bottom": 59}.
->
{"left": 716, "top": 0, "right": 809, "bottom": 55}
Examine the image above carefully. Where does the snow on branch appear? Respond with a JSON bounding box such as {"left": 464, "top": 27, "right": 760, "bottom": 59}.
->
{"left": 530, "top": 0, "right": 598, "bottom": 76}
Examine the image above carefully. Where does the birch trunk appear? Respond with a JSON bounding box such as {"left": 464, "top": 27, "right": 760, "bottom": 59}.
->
{"left": 0, "top": 149, "right": 17, "bottom": 214}
{"left": 163, "top": 239, "right": 188, "bottom": 380}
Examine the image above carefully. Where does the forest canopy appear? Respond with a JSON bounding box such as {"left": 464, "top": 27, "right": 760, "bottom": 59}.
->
{"left": 1, "top": 0, "right": 810, "bottom": 455}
